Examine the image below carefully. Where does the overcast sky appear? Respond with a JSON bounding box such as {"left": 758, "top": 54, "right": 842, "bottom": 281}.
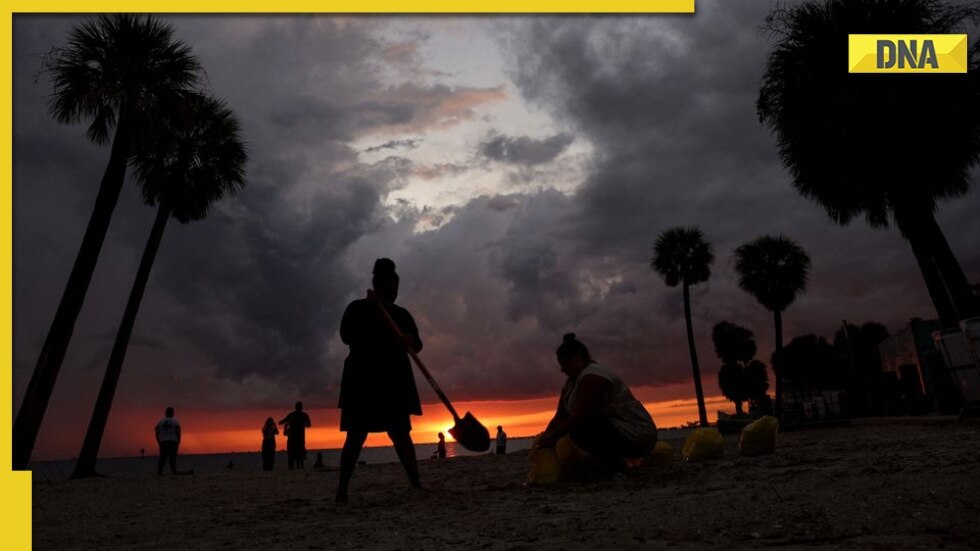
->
{"left": 12, "top": 4, "right": 980, "bottom": 459}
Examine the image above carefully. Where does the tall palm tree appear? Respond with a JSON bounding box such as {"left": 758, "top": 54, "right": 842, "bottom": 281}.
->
{"left": 652, "top": 227, "right": 714, "bottom": 426}
{"left": 735, "top": 235, "right": 811, "bottom": 417}
{"left": 757, "top": 0, "right": 980, "bottom": 328}
{"left": 14, "top": 14, "right": 202, "bottom": 470}
{"left": 71, "top": 95, "right": 247, "bottom": 478}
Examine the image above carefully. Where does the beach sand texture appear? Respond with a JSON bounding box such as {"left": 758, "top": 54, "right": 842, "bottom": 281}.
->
{"left": 34, "top": 417, "right": 980, "bottom": 550}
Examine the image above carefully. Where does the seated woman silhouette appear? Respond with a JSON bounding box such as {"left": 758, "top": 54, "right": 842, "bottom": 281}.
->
{"left": 336, "top": 258, "right": 423, "bottom": 503}
{"left": 538, "top": 333, "right": 658, "bottom": 479}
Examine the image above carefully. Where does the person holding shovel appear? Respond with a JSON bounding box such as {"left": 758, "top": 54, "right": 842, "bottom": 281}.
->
{"left": 538, "top": 333, "right": 658, "bottom": 479}
{"left": 336, "top": 258, "right": 423, "bottom": 503}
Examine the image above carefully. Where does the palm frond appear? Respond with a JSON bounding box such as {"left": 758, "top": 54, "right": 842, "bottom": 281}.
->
{"left": 651, "top": 226, "right": 714, "bottom": 287}
{"left": 734, "top": 234, "right": 811, "bottom": 312}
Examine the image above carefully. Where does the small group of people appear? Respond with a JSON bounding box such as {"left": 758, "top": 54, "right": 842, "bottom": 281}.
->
{"left": 334, "top": 258, "right": 658, "bottom": 502}
{"left": 152, "top": 402, "right": 313, "bottom": 474}
{"left": 261, "top": 401, "right": 312, "bottom": 471}
{"left": 434, "top": 425, "right": 505, "bottom": 460}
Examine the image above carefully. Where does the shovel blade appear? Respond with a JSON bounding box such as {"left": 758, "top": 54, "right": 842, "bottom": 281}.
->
{"left": 449, "top": 412, "right": 490, "bottom": 452}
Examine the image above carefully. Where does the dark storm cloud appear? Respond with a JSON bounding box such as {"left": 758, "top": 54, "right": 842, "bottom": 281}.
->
{"left": 490, "top": 2, "right": 980, "bottom": 388}
{"left": 364, "top": 138, "right": 421, "bottom": 153}
{"left": 11, "top": 15, "right": 469, "bottom": 418}
{"left": 14, "top": 6, "right": 980, "bottom": 459}
{"left": 478, "top": 132, "right": 575, "bottom": 166}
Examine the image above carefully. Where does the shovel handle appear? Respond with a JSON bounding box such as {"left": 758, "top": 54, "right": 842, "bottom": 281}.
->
{"left": 374, "top": 299, "right": 461, "bottom": 422}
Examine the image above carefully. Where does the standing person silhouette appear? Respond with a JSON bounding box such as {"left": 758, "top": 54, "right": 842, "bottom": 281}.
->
{"left": 279, "top": 402, "right": 311, "bottom": 469}
{"left": 154, "top": 407, "right": 181, "bottom": 475}
{"left": 336, "top": 258, "right": 423, "bottom": 503}
{"left": 261, "top": 417, "right": 279, "bottom": 471}
{"left": 436, "top": 432, "right": 447, "bottom": 459}
{"left": 496, "top": 425, "right": 507, "bottom": 455}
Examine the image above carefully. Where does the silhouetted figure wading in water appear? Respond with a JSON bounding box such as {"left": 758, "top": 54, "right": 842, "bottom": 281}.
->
{"left": 336, "top": 258, "right": 423, "bottom": 503}
{"left": 280, "top": 402, "right": 311, "bottom": 469}
{"left": 155, "top": 407, "right": 181, "bottom": 475}
{"left": 539, "top": 334, "right": 658, "bottom": 479}
{"left": 261, "top": 417, "right": 279, "bottom": 471}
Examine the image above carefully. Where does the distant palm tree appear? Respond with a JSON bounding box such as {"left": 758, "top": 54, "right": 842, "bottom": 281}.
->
{"left": 712, "top": 321, "right": 758, "bottom": 416}
{"left": 717, "top": 364, "right": 748, "bottom": 416}
{"left": 757, "top": 0, "right": 980, "bottom": 327}
{"left": 735, "top": 235, "right": 810, "bottom": 417}
{"left": 14, "top": 14, "right": 202, "bottom": 470}
{"left": 71, "top": 95, "right": 247, "bottom": 478}
{"left": 652, "top": 227, "right": 714, "bottom": 426}
{"left": 743, "top": 360, "right": 771, "bottom": 415}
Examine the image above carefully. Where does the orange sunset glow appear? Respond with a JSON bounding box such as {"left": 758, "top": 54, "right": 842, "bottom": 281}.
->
{"left": 37, "top": 391, "right": 733, "bottom": 461}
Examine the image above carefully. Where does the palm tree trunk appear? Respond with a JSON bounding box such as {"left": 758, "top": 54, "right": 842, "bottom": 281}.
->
{"left": 922, "top": 213, "right": 979, "bottom": 322}
{"left": 895, "top": 206, "right": 959, "bottom": 328}
{"left": 907, "top": 229, "right": 959, "bottom": 328}
{"left": 683, "top": 282, "right": 709, "bottom": 426}
{"left": 13, "top": 114, "right": 131, "bottom": 470}
{"left": 71, "top": 204, "right": 170, "bottom": 479}
{"left": 773, "top": 309, "right": 783, "bottom": 419}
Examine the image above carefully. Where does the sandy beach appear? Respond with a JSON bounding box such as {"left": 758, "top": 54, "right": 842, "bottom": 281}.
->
{"left": 33, "top": 417, "right": 980, "bottom": 550}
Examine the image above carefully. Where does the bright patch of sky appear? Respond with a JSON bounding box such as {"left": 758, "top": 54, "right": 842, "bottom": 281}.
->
{"left": 352, "top": 18, "right": 593, "bottom": 230}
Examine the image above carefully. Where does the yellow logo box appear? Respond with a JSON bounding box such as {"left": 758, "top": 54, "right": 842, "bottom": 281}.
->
{"left": 849, "top": 34, "right": 968, "bottom": 73}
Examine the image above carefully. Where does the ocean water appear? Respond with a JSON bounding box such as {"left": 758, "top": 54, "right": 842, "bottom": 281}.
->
{"left": 28, "top": 437, "right": 537, "bottom": 482}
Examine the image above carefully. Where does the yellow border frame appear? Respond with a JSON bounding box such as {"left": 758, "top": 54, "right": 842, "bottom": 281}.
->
{"left": 6, "top": 0, "right": 694, "bottom": 13}
{"left": 2, "top": 2, "right": 695, "bottom": 549}
{"left": 2, "top": 7, "right": 31, "bottom": 550}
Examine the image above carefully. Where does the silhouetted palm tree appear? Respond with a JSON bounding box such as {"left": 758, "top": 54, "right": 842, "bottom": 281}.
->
{"left": 757, "top": 0, "right": 980, "bottom": 328}
{"left": 713, "top": 321, "right": 758, "bottom": 416}
{"left": 743, "top": 360, "right": 771, "bottom": 414}
{"left": 735, "top": 235, "right": 810, "bottom": 417}
{"left": 71, "top": 95, "right": 247, "bottom": 478}
{"left": 14, "top": 14, "right": 202, "bottom": 469}
{"left": 717, "top": 364, "right": 748, "bottom": 416}
{"left": 652, "top": 227, "right": 713, "bottom": 426}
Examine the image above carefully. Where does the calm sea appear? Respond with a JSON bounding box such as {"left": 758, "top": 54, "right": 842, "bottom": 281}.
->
{"left": 27, "top": 437, "right": 538, "bottom": 482}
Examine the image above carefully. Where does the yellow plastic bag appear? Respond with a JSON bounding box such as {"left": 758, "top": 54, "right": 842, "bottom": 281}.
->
{"left": 555, "top": 434, "right": 583, "bottom": 462}
{"left": 526, "top": 446, "right": 561, "bottom": 485}
{"left": 739, "top": 415, "right": 779, "bottom": 457}
{"left": 681, "top": 428, "right": 724, "bottom": 462}
{"left": 645, "top": 441, "right": 674, "bottom": 466}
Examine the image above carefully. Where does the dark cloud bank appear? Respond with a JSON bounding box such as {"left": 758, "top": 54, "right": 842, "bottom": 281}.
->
{"left": 12, "top": 6, "right": 979, "bottom": 452}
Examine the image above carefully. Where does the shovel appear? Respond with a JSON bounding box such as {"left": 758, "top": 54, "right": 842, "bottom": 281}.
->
{"left": 375, "top": 300, "right": 490, "bottom": 452}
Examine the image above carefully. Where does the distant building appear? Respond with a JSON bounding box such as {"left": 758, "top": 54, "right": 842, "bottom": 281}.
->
{"left": 933, "top": 317, "right": 980, "bottom": 414}
{"left": 878, "top": 318, "right": 961, "bottom": 414}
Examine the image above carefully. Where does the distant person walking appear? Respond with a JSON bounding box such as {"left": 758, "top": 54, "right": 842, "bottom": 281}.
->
{"left": 496, "top": 425, "right": 507, "bottom": 455}
{"left": 436, "top": 432, "right": 447, "bottom": 459}
{"left": 538, "top": 333, "right": 658, "bottom": 479}
{"left": 261, "top": 417, "right": 279, "bottom": 471}
{"left": 279, "top": 402, "right": 311, "bottom": 469}
{"left": 336, "top": 258, "right": 423, "bottom": 503}
{"left": 154, "top": 407, "right": 181, "bottom": 475}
